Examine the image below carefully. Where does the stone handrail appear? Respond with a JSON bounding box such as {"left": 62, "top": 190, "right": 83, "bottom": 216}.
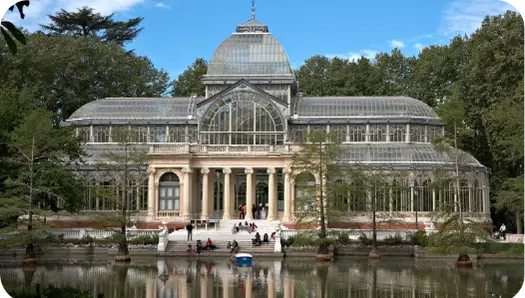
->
{"left": 280, "top": 229, "right": 418, "bottom": 242}
{"left": 2, "top": 228, "right": 161, "bottom": 240}
{"left": 149, "top": 144, "right": 301, "bottom": 155}
{"left": 157, "top": 229, "right": 169, "bottom": 252}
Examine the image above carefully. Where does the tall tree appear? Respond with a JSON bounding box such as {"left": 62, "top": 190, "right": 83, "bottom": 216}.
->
{"left": 291, "top": 131, "right": 348, "bottom": 260}
{"left": 0, "top": 33, "right": 169, "bottom": 120}
{"left": 41, "top": 7, "right": 143, "bottom": 46}
{"left": 4, "top": 109, "right": 84, "bottom": 262}
{"left": 295, "top": 55, "right": 331, "bottom": 96}
{"left": 95, "top": 127, "right": 148, "bottom": 262}
{"left": 170, "top": 58, "right": 208, "bottom": 97}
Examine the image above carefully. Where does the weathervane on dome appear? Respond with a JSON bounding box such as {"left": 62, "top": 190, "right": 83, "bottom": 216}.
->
{"left": 251, "top": 0, "right": 256, "bottom": 19}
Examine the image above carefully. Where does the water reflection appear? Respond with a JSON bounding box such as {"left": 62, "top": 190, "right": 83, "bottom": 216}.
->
{"left": 0, "top": 258, "right": 522, "bottom": 298}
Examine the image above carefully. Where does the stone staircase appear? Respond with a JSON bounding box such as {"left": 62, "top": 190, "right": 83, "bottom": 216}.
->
{"left": 163, "top": 219, "right": 281, "bottom": 256}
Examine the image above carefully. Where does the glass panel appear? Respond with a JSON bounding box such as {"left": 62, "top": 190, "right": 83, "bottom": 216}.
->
{"left": 167, "top": 199, "right": 173, "bottom": 210}
{"left": 389, "top": 124, "right": 406, "bottom": 142}
{"left": 150, "top": 126, "right": 167, "bottom": 143}
{"left": 369, "top": 125, "right": 387, "bottom": 142}
{"left": 92, "top": 126, "right": 110, "bottom": 143}
{"left": 348, "top": 125, "right": 366, "bottom": 142}
{"left": 200, "top": 91, "right": 285, "bottom": 145}
{"left": 167, "top": 188, "right": 173, "bottom": 197}
{"left": 174, "top": 199, "right": 180, "bottom": 210}
{"left": 410, "top": 125, "right": 426, "bottom": 142}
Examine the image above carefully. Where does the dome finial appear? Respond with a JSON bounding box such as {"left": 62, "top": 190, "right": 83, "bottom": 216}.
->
{"left": 251, "top": 0, "right": 256, "bottom": 20}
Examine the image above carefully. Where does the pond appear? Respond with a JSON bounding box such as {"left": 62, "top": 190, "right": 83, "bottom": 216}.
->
{"left": 0, "top": 257, "right": 523, "bottom": 297}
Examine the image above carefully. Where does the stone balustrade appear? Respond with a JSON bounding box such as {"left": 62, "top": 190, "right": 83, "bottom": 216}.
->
{"left": 149, "top": 144, "right": 301, "bottom": 155}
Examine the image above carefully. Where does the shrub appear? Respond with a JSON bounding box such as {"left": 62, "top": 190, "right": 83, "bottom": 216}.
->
{"left": 289, "top": 232, "right": 317, "bottom": 247}
{"left": 358, "top": 233, "right": 372, "bottom": 246}
{"left": 410, "top": 230, "right": 428, "bottom": 247}
{"left": 333, "top": 231, "right": 350, "bottom": 246}
{"left": 382, "top": 234, "right": 404, "bottom": 245}
{"left": 128, "top": 234, "right": 159, "bottom": 245}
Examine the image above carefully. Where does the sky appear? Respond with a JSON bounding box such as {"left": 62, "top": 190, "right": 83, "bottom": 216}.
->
{"left": 0, "top": 0, "right": 519, "bottom": 81}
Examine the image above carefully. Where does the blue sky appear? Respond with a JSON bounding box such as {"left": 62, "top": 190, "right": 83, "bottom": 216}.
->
{"left": 1, "top": 0, "right": 518, "bottom": 81}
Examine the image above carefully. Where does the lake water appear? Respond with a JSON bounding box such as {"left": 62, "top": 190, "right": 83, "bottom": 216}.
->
{"left": 0, "top": 257, "right": 523, "bottom": 297}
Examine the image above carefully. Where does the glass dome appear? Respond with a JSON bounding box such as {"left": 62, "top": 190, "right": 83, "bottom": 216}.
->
{"left": 295, "top": 97, "right": 440, "bottom": 119}
{"left": 206, "top": 19, "right": 293, "bottom": 76}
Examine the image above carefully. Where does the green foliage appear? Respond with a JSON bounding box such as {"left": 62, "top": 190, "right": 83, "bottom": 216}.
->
{"left": 0, "top": 33, "right": 170, "bottom": 120}
{"left": 358, "top": 233, "right": 372, "bottom": 246}
{"left": 170, "top": 58, "right": 208, "bottom": 97}
{"left": 128, "top": 234, "right": 159, "bottom": 245}
{"left": 410, "top": 230, "right": 429, "bottom": 247}
{"left": 41, "top": 6, "right": 143, "bottom": 46}
{"left": 1, "top": 1, "right": 30, "bottom": 54}
{"left": 329, "top": 230, "right": 350, "bottom": 245}
{"left": 382, "top": 234, "right": 404, "bottom": 246}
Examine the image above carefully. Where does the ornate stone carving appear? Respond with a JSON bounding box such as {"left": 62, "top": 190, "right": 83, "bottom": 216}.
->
{"left": 201, "top": 167, "right": 210, "bottom": 175}
{"left": 283, "top": 167, "right": 292, "bottom": 175}
{"left": 147, "top": 166, "right": 155, "bottom": 175}
{"left": 267, "top": 167, "right": 276, "bottom": 175}
{"left": 244, "top": 167, "right": 254, "bottom": 175}
{"left": 222, "top": 168, "right": 232, "bottom": 175}
{"left": 182, "top": 167, "right": 193, "bottom": 174}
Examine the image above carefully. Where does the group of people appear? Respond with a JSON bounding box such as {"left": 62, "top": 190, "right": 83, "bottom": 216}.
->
{"left": 232, "top": 221, "right": 258, "bottom": 234}
{"left": 187, "top": 238, "right": 218, "bottom": 255}
{"left": 226, "top": 240, "right": 240, "bottom": 253}
{"left": 238, "top": 203, "right": 267, "bottom": 219}
{"left": 251, "top": 232, "right": 271, "bottom": 247}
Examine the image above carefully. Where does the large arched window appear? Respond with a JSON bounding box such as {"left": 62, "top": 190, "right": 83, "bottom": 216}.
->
{"left": 200, "top": 91, "right": 285, "bottom": 145}
{"left": 158, "top": 173, "right": 180, "bottom": 212}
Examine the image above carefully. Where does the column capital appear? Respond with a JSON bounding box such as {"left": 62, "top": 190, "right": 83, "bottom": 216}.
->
{"left": 245, "top": 167, "right": 254, "bottom": 175}
{"left": 267, "top": 167, "right": 276, "bottom": 175}
{"left": 201, "top": 167, "right": 210, "bottom": 175}
{"left": 283, "top": 166, "right": 292, "bottom": 175}
{"left": 222, "top": 167, "right": 232, "bottom": 175}
{"left": 147, "top": 166, "right": 155, "bottom": 175}
{"left": 182, "top": 167, "right": 193, "bottom": 174}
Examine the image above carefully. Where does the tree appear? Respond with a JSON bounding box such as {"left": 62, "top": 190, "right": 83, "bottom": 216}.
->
{"left": 0, "top": 33, "right": 170, "bottom": 120}
{"left": 170, "top": 58, "right": 208, "bottom": 97}
{"left": 41, "top": 6, "right": 143, "bottom": 46}
{"left": 494, "top": 176, "right": 524, "bottom": 234}
{"left": 1, "top": 1, "right": 30, "bottom": 54}
{"left": 95, "top": 127, "right": 148, "bottom": 262}
{"left": 291, "top": 131, "right": 348, "bottom": 260}
{"left": 4, "top": 109, "right": 84, "bottom": 262}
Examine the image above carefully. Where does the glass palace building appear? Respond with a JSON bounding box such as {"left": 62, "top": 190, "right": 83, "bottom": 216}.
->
{"left": 64, "top": 15, "right": 490, "bottom": 229}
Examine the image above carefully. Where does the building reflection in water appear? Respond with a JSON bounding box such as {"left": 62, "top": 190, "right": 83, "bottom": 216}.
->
{"left": 0, "top": 258, "right": 522, "bottom": 298}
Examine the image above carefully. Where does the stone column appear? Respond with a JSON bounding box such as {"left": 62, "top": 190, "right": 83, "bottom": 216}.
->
{"left": 208, "top": 171, "right": 215, "bottom": 218}
{"left": 283, "top": 167, "right": 292, "bottom": 222}
{"left": 267, "top": 167, "right": 277, "bottom": 220}
{"left": 267, "top": 274, "right": 276, "bottom": 298}
{"left": 147, "top": 166, "right": 155, "bottom": 218}
{"left": 182, "top": 167, "right": 193, "bottom": 220}
{"left": 223, "top": 168, "right": 232, "bottom": 220}
{"left": 245, "top": 167, "right": 255, "bottom": 220}
{"left": 201, "top": 168, "right": 210, "bottom": 220}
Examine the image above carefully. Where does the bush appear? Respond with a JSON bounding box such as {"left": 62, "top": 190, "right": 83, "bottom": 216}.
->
{"left": 289, "top": 232, "right": 317, "bottom": 247}
{"left": 358, "top": 233, "right": 372, "bottom": 246}
{"left": 128, "top": 234, "right": 159, "bottom": 245}
{"left": 410, "top": 230, "right": 428, "bottom": 247}
{"left": 383, "top": 234, "right": 404, "bottom": 245}
{"left": 333, "top": 231, "right": 350, "bottom": 246}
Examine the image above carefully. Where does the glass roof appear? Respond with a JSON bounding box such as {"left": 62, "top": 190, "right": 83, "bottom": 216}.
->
{"left": 68, "top": 97, "right": 202, "bottom": 120}
{"left": 295, "top": 97, "right": 439, "bottom": 119}
{"left": 339, "top": 143, "right": 484, "bottom": 168}
{"left": 207, "top": 32, "right": 292, "bottom": 76}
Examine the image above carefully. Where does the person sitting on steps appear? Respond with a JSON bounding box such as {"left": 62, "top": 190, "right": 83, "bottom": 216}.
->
{"left": 263, "top": 233, "right": 270, "bottom": 244}
{"left": 231, "top": 240, "right": 239, "bottom": 253}
{"left": 187, "top": 244, "right": 195, "bottom": 256}
{"left": 205, "top": 238, "right": 217, "bottom": 250}
{"left": 196, "top": 240, "right": 203, "bottom": 254}
{"left": 252, "top": 232, "right": 262, "bottom": 247}
{"left": 232, "top": 223, "right": 239, "bottom": 234}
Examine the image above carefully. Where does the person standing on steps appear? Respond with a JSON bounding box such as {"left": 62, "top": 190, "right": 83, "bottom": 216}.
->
{"left": 251, "top": 204, "right": 257, "bottom": 220}
{"left": 186, "top": 222, "right": 193, "bottom": 241}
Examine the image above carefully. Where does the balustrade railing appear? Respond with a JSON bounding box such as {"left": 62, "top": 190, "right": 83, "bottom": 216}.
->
{"left": 280, "top": 229, "right": 417, "bottom": 242}
{"left": 149, "top": 144, "right": 301, "bottom": 155}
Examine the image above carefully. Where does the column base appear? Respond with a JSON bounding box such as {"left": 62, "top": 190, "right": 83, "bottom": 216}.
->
{"left": 222, "top": 214, "right": 232, "bottom": 220}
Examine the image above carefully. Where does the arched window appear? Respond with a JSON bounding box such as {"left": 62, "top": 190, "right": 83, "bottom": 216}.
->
{"left": 389, "top": 124, "right": 406, "bottom": 142}
{"left": 256, "top": 182, "right": 268, "bottom": 206}
{"left": 200, "top": 91, "right": 285, "bottom": 145}
{"left": 158, "top": 173, "right": 180, "bottom": 212}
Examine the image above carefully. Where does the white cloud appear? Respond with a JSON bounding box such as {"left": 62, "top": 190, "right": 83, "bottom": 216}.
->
{"left": 414, "top": 43, "right": 424, "bottom": 51}
{"left": 389, "top": 40, "right": 405, "bottom": 48}
{"left": 440, "top": 0, "right": 517, "bottom": 36}
{"left": 326, "top": 49, "right": 378, "bottom": 62}
{"left": 2, "top": 0, "right": 146, "bottom": 32}
{"left": 155, "top": 2, "right": 170, "bottom": 9}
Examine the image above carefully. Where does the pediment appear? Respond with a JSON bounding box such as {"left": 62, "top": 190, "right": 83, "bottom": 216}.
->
{"left": 196, "top": 79, "right": 288, "bottom": 109}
